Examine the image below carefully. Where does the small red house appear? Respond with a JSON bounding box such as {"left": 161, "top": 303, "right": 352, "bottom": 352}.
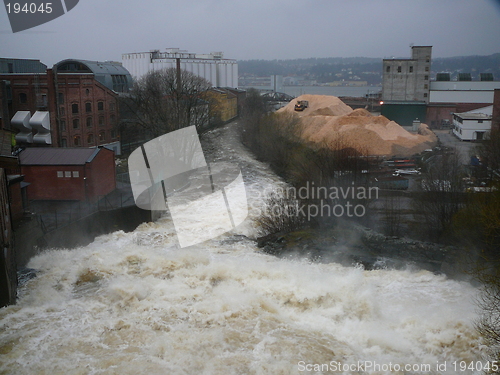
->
{"left": 19, "top": 147, "right": 115, "bottom": 201}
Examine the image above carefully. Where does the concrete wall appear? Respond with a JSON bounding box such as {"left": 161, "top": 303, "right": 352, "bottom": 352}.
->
{"left": 15, "top": 205, "right": 153, "bottom": 267}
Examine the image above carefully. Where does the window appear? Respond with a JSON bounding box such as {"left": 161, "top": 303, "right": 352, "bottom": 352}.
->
{"left": 85, "top": 89, "right": 90, "bottom": 96}
{"left": 61, "top": 138, "right": 67, "bottom": 147}
{"left": 87, "top": 134, "right": 94, "bottom": 144}
{"left": 72, "top": 171, "right": 79, "bottom": 178}
{"left": 424, "top": 75, "right": 429, "bottom": 80}
{"left": 72, "top": 103, "right": 79, "bottom": 114}
{"left": 423, "top": 93, "right": 428, "bottom": 98}
{"left": 73, "top": 136, "right": 81, "bottom": 146}
{"left": 60, "top": 107, "right": 65, "bottom": 115}
{"left": 424, "top": 84, "right": 428, "bottom": 89}
{"left": 386, "top": 66, "right": 390, "bottom": 73}
{"left": 58, "top": 92, "right": 64, "bottom": 104}
{"left": 8, "top": 63, "right": 13, "bottom": 73}
{"left": 85, "top": 102, "right": 92, "bottom": 112}
{"left": 73, "top": 119, "right": 79, "bottom": 129}
{"left": 19, "top": 93, "right": 27, "bottom": 103}
{"left": 86, "top": 117, "right": 92, "bottom": 127}
{"left": 99, "top": 116, "right": 105, "bottom": 127}
{"left": 111, "top": 130, "right": 117, "bottom": 138}
{"left": 57, "top": 171, "right": 63, "bottom": 178}
{"left": 110, "top": 114, "right": 115, "bottom": 124}
{"left": 99, "top": 131, "right": 105, "bottom": 142}
{"left": 64, "top": 171, "right": 72, "bottom": 177}
{"left": 109, "top": 102, "right": 115, "bottom": 111}
{"left": 409, "top": 66, "right": 413, "bottom": 73}
{"left": 478, "top": 120, "right": 483, "bottom": 124}
{"left": 397, "top": 66, "right": 402, "bottom": 73}
{"left": 98, "top": 101, "right": 104, "bottom": 111}
{"left": 425, "top": 66, "right": 429, "bottom": 72}
{"left": 60, "top": 120, "right": 66, "bottom": 131}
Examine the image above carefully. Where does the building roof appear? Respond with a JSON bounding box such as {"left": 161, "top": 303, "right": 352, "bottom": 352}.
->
{"left": 19, "top": 147, "right": 104, "bottom": 166}
{"left": 0, "top": 58, "right": 46, "bottom": 73}
{"left": 54, "top": 59, "right": 133, "bottom": 92}
{"left": 454, "top": 112, "right": 492, "bottom": 120}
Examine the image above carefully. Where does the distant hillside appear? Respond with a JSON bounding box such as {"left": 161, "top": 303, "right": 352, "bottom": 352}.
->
{"left": 238, "top": 54, "right": 500, "bottom": 85}
{"left": 431, "top": 53, "right": 500, "bottom": 80}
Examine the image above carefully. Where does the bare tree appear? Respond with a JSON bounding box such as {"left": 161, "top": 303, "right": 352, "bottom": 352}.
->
{"left": 127, "top": 68, "right": 212, "bottom": 137}
{"left": 475, "top": 128, "right": 500, "bottom": 181}
{"left": 416, "top": 148, "right": 466, "bottom": 240}
{"left": 382, "top": 191, "right": 403, "bottom": 237}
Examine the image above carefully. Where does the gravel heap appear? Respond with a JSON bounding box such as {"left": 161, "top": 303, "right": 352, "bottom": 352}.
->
{"left": 278, "top": 94, "right": 437, "bottom": 156}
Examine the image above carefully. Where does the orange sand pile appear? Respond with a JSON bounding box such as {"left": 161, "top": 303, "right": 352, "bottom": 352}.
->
{"left": 278, "top": 95, "right": 437, "bottom": 156}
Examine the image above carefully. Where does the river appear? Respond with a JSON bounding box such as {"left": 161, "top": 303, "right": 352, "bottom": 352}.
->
{"left": 0, "top": 122, "right": 485, "bottom": 374}
{"left": 239, "top": 85, "right": 382, "bottom": 98}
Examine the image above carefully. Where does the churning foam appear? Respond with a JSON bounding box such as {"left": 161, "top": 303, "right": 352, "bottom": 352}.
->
{"left": 0, "top": 218, "right": 483, "bottom": 374}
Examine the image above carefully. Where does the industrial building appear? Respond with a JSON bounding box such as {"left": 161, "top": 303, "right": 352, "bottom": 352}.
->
{"left": 426, "top": 80, "right": 500, "bottom": 129}
{"left": 0, "top": 59, "right": 132, "bottom": 151}
{"left": 452, "top": 106, "right": 492, "bottom": 141}
{"left": 19, "top": 147, "right": 116, "bottom": 201}
{"left": 207, "top": 88, "right": 238, "bottom": 124}
{"left": 381, "top": 46, "right": 500, "bottom": 130}
{"left": 382, "top": 46, "right": 432, "bottom": 104}
{"left": 381, "top": 46, "right": 432, "bottom": 126}
{"left": 122, "top": 48, "right": 238, "bottom": 88}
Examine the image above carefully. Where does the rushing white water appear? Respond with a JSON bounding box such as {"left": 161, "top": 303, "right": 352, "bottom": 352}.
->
{"left": 0, "top": 124, "right": 486, "bottom": 374}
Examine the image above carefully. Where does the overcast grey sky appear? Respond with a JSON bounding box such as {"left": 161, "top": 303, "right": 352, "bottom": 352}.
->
{"left": 1, "top": 0, "right": 499, "bottom": 66}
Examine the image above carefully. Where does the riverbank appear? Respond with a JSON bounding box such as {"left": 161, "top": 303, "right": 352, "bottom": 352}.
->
{"left": 256, "top": 221, "right": 467, "bottom": 279}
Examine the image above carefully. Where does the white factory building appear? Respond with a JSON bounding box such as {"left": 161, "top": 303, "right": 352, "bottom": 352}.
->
{"left": 430, "top": 81, "right": 500, "bottom": 104}
{"left": 452, "top": 105, "right": 493, "bottom": 141}
{"left": 122, "top": 48, "right": 238, "bottom": 88}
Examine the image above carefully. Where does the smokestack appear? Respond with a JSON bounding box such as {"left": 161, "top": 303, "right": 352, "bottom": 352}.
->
{"left": 176, "top": 58, "right": 181, "bottom": 96}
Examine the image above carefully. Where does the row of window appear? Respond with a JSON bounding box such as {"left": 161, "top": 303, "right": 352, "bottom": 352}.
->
{"left": 60, "top": 115, "right": 115, "bottom": 130}
{"left": 60, "top": 131, "right": 115, "bottom": 147}
{"left": 17, "top": 92, "right": 116, "bottom": 113}
{"left": 386, "top": 65, "right": 430, "bottom": 73}
{"left": 58, "top": 89, "right": 93, "bottom": 104}
{"left": 69, "top": 101, "right": 113, "bottom": 114}
{"left": 57, "top": 171, "right": 79, "bottom": 178}
{"left": 73, "top": 133, "right": 106, "bottom": 145}
{"left": 387, "top": 75, "right": 430, "bottom": 81}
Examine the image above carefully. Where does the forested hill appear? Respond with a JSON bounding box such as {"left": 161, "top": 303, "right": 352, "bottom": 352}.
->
{"left": 238, "top": 54, "right": 500, "bottom": 85}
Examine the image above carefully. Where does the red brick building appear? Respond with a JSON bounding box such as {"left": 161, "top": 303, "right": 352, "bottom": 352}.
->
{"left": 493, "top": 89, "right": 500, "bottom": 131}
{"left": 19, "top": 147, "right": 116, "bottom": 201}
{"left": 0, "top": 59, "right": 132, "bottom": 150}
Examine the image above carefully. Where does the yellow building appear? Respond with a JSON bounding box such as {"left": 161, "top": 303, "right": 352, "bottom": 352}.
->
{"left": 206, "top": 88, "right": 238, "bottom": 124}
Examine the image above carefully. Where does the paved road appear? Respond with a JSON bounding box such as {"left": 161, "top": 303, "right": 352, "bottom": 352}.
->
{"left": 433, "top": 129, "right": 478, "bottom": 162}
